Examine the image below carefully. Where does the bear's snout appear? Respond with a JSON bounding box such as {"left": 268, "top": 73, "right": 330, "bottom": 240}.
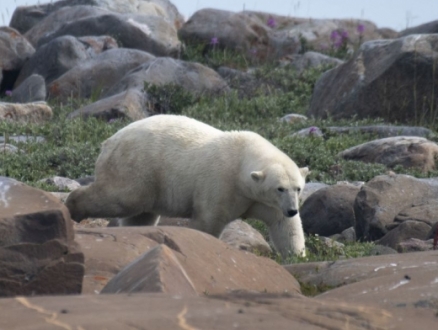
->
{"left": 287, "top": 209, "right": 298, "bottom": 217}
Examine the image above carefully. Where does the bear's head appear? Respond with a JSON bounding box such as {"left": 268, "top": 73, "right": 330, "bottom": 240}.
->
{"left": 250, "top": 164, "right": 309, "bottom": 217}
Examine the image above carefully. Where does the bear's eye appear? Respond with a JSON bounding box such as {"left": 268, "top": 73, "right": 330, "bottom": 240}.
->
{"left": 277, "top": 187, "right": 285, "bottom": 192}
{"left": 297, "top": 188, "right": 301, "bottom": 192}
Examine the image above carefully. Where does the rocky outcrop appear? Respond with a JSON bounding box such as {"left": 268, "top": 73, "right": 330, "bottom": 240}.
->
{"left": 0, "top": 177, "right": 84, "bottom": 297}
{"left": 308, "top": 34, "right": 438, "bottom": 124}
{"left": 48, "top": 48, "right": 155, "bottom": 101}
{"left": 338, "top": 136, "right": 438, "bottom": 172}
{"left": 76, "top": 226, "right": 296, "bottom": 295}
{"left": 354, "top": 175, "right": 438, "bottom": 241}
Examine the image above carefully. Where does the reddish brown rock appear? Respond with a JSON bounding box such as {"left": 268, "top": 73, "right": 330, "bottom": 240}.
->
{"left": 0, "top": 176, "right": 84, "bottom": 297}
{"left": 76, "top": 226, "right": 299, "bottom": 295}
{"left": 219, "top": 219, "right": 272, "bottom": 255}
{"left": 316, "top": 251, "right": 438, "bottom": 330}
{"left": 0, "top": 292, "right": 392, "bottom": 330}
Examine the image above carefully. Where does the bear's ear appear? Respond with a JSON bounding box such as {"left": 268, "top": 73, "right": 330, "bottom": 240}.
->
{"left": 299, "top": 167, "right": 310, "bottom": 178}
{"left": 251, "top": 171, "right": 265, "bottom": 182}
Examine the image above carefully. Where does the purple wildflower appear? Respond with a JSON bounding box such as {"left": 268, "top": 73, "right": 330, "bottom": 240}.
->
{"left": 330, "top": 30, "right": 339, "bottom": 41}
{"left": 357, "top": 23, "right": 365, "bottom": 34}
{"left": 5, "top": 90, "right": 12, "bottom": 97}
{"left": 267, "top": 17, "right": 277, "bottom": 28}
{"left": 210, "top": 37, "right": 219, "bottom": 45}
{"left": 309, "top": 126, "right": 318, "bottom": 134}
{"left": 341, "top": 30, "right": 349, "bottom": 39}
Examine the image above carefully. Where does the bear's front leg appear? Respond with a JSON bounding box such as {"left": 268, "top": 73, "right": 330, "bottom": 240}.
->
{"left": 269, "top": 213, "right": 306, "bottom": 259}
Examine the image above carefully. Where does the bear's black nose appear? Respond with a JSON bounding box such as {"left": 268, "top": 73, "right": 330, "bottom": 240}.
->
{"left": 287, "top": 209, "right": 298, "bottom": 217}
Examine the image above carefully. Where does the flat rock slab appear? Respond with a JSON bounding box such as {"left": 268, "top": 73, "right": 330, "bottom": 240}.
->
{"left": 316, "top": 250, "right": 438, "bottom": 329}
{"left": 0, "top": 292, "right": 391, "bottom": 330}
{"left": 75, "top": 226, "right": 299, "bottom": 295}
{"left": 0, "top": 102, "right": 52, "bottom": 123}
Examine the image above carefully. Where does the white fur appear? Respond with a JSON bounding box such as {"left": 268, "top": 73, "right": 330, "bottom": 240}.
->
{"left": 66, "top": 115, "right": 308, "bottom": 257}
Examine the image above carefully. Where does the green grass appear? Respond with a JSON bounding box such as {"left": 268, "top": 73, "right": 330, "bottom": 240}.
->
{"left": 1, "top": 47, "right": 437, "bottom": 265}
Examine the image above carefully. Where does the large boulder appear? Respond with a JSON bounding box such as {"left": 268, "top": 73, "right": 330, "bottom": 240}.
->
{"left": 14, "top": 36, "right": 92, "bottom": 87}
{"left": 68, "top": 89, "right": 149, "bottom": 121}
{"left": 0, "top": 292, "right": 391, "bottom": 330}
{"left": 179, "top": 9, "right": 301, "bottom": 61}
{"left": 24, "top": 5, "right": 111, "bottom": 46}
{"left": 10, "top": 0, "right": 184, "bottom": 33}
{"left": 48, "top": 48, "right": 155, "bottom": 101}
{"left": 104, "top": 57, "right": 229, "bottom": 98}
{"left": 307, "top": 34, "right": 438, "bottom": 124}
{"left": 36, "top": 12, "right": 181, "bottom": 57}
{"left": 399, "top": 20, "right": 438, "bottom": 37}
{"left": 0, "top": 177, "right": 84, "bottom": 297}
{"left": 11, "top": 74, "right": 46, "bottom": 103}
{"left": 76, "top": 226, "right": 297, "bottom": 295}
{"left": 301, "top": 184, "right": 360, "bottom": 237}
{"left": 0, "top": 27, "right": 35, "bottom": 71}
{"left": 316, "top": 251, "right": 438, "bottom": 330}
{"left": 395, "top": 199, "right": 438, "bottom": 227}
{"left": 376, "top": 220, "right": 431, "bottom": 250}
{"left": 354, "top": 174, "right": 438, "bottom": 241}
{"left": 338, "top": 136, "right": 438, "bottom": 172}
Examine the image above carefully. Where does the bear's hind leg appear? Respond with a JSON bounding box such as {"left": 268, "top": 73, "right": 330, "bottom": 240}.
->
{"left": 120, "top": 213, "right": 160, "bottom": 226}
{"left": 66, "top": 183, "right": 144, "bottom": 222}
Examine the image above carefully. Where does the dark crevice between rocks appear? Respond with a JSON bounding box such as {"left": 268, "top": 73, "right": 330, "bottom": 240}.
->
{"left": 0, "top": 70, "right": 20, "bottom": 95}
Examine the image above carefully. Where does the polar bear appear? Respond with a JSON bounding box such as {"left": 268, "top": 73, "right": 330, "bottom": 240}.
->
{"left": 66, "top": 115, "right": 309, "bottom": 257}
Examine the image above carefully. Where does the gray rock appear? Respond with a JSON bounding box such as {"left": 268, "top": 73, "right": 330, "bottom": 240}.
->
{"left": 395, "top": 199, "right": 438, "bottom": 227}
{"left": 337, "top": 227, "right": 356, "bottom": 243}
{"left": 368, "top": 245, "right": 398, "bottom": 256}
{"left": 307, "top": 34, "right": 438, "bottom": 124}
{"left": 15, "top": 36, "right": 91, "bottom": 87}
{"left": 399, "top": 20, "right": 438, "bottom": 37}
{"left": 219, "top": 219, "right": 272, "bottom": 255}
{"left": 48, "top": 48, "right": 155, "bottom": 101}
{"left": 326, "top": 125, "right": 434, "bottom": 139}
{"left": 338, "top": 136, "right": 438, "bottom": 172}
{"left": 301, "top": 185, "right": 360, "bottom": 237}
{"left": 397, "top": 238, "right": 434, "bottom": 253}
{"left": 11, "top": 74, "right": 46, "bottom": 103}
{"left": 37, "top": 13, "right": 181, "bottom": 58}
{"left": 10, "top": 0, "right": 184, "bottom": 34}
{"left": 285, "top": 51, "right": 344, "bottom": 74}
{"left": 39, "top": 176, "right": 81, "bottom": 192}
{"left": 280, "top": 114, "right": 308, "bottom": 124}
{"left": 300, "top": 182, "right": 328, "bottom": 203}
{"left": 290, "top": 127, "right": 323, "bottom": 138}
{"left": 179, "top": 9, "right": 301, "bottom": 62}
{"left": 24, "top": 5, "right": 111, "bottom": 46}
{"left": 377, "top": 221, "right": 431, "bottom": 250}
{"left": 104, "top": 57, "right": 229, "bottom": 98}
{"left": 427, "top": 222, "right": 438, "bottom": 240}
{"left": 0, "top": 135, "right": 45, "bottom": 144}
{"left": 68, "top": 89, "right": 149, "bottom": 121}
{"left": 0, "top": 144, "right": 21, "bottom": 154}
{"left": 354, "top": 174, "right": 438, "bottom": 241}
{"left": 0, "top": 27, "right": 35, "bottom": 71}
